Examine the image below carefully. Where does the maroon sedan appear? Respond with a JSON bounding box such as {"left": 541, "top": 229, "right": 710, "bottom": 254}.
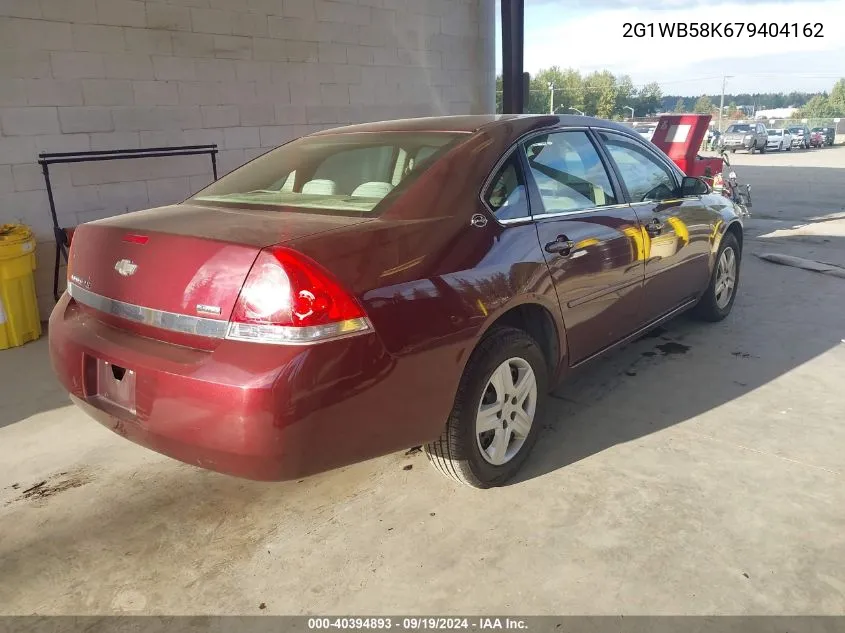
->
{"left": 50, "top": 115, "right": 744, "bottom": 488}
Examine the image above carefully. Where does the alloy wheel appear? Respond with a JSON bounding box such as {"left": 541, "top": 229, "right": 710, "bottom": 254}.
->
{"left": 715, "top": 247, "right": 737, "bottom": 309}
{"left": 475, "top": 357, "right": 537, "bottom": 466}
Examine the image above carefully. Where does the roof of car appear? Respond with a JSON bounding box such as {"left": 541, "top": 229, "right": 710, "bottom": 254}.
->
{"left": 310, "top": 114, "right": 640, "bottom": 137}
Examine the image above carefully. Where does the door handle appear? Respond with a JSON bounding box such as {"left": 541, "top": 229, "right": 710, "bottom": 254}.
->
{"left": 645, "top": 218, "right": 664, "bottom": 236}
{"left": 545, "top": 235, "right": 576, "bottom": 256}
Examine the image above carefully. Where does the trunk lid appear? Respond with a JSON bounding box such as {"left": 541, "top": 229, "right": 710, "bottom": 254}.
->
{"left": 68, "top": 203, "right": 372, "bottom": 347}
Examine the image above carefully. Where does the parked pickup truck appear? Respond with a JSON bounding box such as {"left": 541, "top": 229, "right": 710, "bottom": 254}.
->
{"left": 719, "top": 122, "right": 768, "bottom": 153}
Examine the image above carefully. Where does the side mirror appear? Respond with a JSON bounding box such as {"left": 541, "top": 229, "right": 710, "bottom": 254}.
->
{"left": 680, "top": 176, "right": 710, "bottom": 197}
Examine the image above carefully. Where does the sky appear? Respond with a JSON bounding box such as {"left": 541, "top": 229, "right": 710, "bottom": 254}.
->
{"left": 494, "top": 0, "right": 845, "bottom": 96}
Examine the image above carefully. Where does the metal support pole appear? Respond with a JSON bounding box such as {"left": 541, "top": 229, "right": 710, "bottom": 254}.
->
{"left": 500, "top": 0, "right": 525, "bottom": 114}
{"left": 549, "top": 83, "right": 555, "bottom": 114}
{"left": 40, "top": 160, "right": 65, "bottom": 302}
{"left": 718, "top": 75, "right": 733, "bottom": 133}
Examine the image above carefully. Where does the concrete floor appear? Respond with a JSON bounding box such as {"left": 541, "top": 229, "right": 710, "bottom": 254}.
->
{"left": 2, "top": 148, "right": 845, "bottom": 616}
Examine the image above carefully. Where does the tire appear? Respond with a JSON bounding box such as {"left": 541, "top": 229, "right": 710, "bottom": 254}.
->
{"left": 731, "top": 149, "right": 736, "bottom": 154}
{"left": 425, "top": 326, "right": 548, "bottom": 488}
{"left": 787, "top": 144, "right": 792, "bottom": 151}
{"left": 759, "top": 142, "right": 766, "bottom": 154}
{"left": 778, "top": 142, "right": 783, "bottom": 152}
{"left": 693, "top": 232, "right": 741, "bottom": 322}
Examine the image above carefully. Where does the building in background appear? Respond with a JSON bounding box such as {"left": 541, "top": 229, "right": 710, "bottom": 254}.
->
{"left": 754, "top": 107, "right": 799, "bottom": 120}
{"left": 0, "top": 0, "right": 496, "bottom": 316}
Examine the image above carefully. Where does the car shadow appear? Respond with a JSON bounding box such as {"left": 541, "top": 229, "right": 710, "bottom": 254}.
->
{"left": 0, "top": 336, "right": 71, "bottom": 430}
{"left": 515, "top": 239, "right": 845, "bottom": 485}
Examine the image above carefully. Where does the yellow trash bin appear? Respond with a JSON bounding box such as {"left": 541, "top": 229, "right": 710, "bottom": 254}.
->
{"left": 0, "top": 224, "right": 42, "bottom": 350}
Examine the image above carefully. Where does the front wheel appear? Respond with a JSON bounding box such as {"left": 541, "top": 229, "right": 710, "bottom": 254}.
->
{"left": 693, "top": 232, "right": 741, "bottom": 322}
{"left": 425, "top": 327, "right": 548, "bottom": 488}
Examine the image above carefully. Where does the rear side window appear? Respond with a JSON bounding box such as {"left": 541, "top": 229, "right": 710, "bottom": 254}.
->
{"left": 484, "top": 153, "right": 530, "bottom": 221}
{"left": 521, "top": 130, "right": 617, "bottom": 214}
{"left": 599, "top": 131, "right": 678, "bottom": 203}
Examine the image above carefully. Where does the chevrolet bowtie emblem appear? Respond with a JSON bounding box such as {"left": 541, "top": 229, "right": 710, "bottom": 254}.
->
{"left": 114, "top": 259, "right": 138, "bottom": 277}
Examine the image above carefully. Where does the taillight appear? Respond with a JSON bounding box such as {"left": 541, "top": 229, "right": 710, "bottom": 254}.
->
{"left": 226, "top": 246, "right": 371, "bottom": 345}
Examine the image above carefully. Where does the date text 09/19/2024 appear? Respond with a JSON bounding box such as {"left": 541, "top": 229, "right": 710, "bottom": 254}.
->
{"left": 623, "top": 22, "right": 824, "bottom": 38}
{"left": 307, "top": 618, "right": 529, "bottom": 630}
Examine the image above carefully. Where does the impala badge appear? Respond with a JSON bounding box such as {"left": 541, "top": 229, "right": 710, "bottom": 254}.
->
{"left": 114, "top": 259, "right": 138, "bottom": 277}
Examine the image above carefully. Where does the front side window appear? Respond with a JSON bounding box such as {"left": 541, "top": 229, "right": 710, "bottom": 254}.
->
{"left": 484, "top": 154, "right": 530, "bottom": 221}
{"left": 521, "top": 130, "right": 617, "bottom": 214}
{"left": 599, "top": 132, "right": 678, "bottom": 203}
{"left": 191, "top": 132, "right": 466, "bottom": 216}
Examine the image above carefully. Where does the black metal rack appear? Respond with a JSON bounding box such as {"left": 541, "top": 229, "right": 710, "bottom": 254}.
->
{"left": 38, "top": 144, "right": 219, "bottom": 302}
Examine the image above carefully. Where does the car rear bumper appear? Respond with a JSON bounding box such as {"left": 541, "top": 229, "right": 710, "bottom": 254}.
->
{"left": 49, "top": 293, "right": 440, "bottom": 481}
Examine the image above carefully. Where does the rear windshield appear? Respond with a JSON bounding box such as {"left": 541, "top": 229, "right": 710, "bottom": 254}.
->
{"left": 191, "top": 131, "right": 467, "bottom": 216}
{"left": 788, "top": 127, "right": 804, "bottom": 133}
{"left": 726, "top": 124, "right": 751, "bottom": 133}
{"left": 768, "top": 129, "right": 783, "bottom": 135}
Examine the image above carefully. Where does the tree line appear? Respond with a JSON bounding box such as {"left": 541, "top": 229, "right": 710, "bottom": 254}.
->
{"left": 497, "top": 68, "right": 844, "bottom": 120}
{"left": 495, "top": 67, "right": 662, "bottom": 119}
{"left": 672, "top": 79, "right": 845, "bottom": 119}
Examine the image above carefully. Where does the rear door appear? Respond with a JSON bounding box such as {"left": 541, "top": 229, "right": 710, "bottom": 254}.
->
{"left": 596, "top": 130, "right": 711, "bottom": 322}
{"left": 521, "top": 129, "right": 646, "bottom": 364}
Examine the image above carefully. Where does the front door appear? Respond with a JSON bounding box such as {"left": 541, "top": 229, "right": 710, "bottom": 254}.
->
{"left": 521, "top": 129, "right": 646, "bottom": 364}
{"left": 596, "top": 130, "right": 711, "bottom": 321}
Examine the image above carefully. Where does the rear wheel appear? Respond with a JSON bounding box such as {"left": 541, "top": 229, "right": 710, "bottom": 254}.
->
{"left": 693, "top": 232, "right": 741, "bottom": 322}
{"left": 425, "top": 327, "right": 548, "bottom": 488}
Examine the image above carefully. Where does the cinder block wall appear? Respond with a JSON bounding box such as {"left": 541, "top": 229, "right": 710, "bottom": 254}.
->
{"left": 0, "top": 0, "right": 496, "bottom": 318}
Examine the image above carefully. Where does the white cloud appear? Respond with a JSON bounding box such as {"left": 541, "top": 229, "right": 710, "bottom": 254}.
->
{"left": 521, "top": 0, "right": 845, "bottom": 92}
